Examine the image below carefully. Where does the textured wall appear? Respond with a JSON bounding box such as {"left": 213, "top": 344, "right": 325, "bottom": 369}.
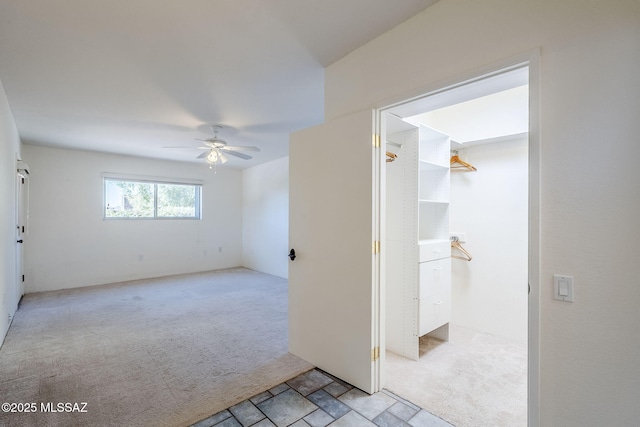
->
{"left": 325, "top": 0, "right": 640, "bottom": 425}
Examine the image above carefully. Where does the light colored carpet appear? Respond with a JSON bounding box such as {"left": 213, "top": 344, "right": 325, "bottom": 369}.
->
{"left": 0, "top": 268, "right": 313, "bottom": 427}
{"left": 385, "top": 325, "right": 527, "bottom": 427}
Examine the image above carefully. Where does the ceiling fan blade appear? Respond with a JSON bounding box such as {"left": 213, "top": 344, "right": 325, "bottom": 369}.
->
{"left": 163, "top": 146, "right": 200, "bottom": 149}
{"left": 197, "top": 150, "right": 210, "bottom": 159}
{"left": 222, "top": 145, "right": 260, "bottom": 152}
{"left": 162, "top": 145, "right": 211, "bottom": 150}
{"left": 225, "top": 150, "right": 252, "bottom": 160}
{"left": 196, "top": 137, "right": 226, "bottom": 145}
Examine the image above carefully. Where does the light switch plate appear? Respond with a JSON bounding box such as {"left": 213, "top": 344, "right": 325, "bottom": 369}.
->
{"left": 553, "top": 274, "right": 574, "bottom": 302}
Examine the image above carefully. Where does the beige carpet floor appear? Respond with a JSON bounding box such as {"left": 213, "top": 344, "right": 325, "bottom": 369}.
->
{"left": 0, "top": 268, "right": 313, "bottom": 427}
{"left": 385, "top": 325, "right": 527, "bottom": 427}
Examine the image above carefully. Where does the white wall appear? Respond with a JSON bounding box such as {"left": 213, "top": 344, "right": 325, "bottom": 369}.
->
{"left": 449, "top": 138, "right": 528, "bottom": 343}
{"left": 0, "top": 78, "right": 22, "bottom": 344}
{"left": 242, "top": 157, "right": 289, "bottom": 279}
{"left": 325, "top": 0, "right": 640, "bottom": 425}
{"left": 21, "top": 145, "right": 243, "bottom": 292}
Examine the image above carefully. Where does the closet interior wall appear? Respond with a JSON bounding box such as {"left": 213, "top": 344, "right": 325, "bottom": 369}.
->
{"left": 449, "top": 137, "right": 528, "bottom": 343}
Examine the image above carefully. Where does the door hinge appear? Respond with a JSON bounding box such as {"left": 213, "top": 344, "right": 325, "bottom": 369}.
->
{"left": 372, "top": 241, "right": 380, "bottom": 254}
{"left": 372, "top": 133, "right": 380, "bottom": 148}
{"left": 371, "top": 347, "right": 380, "bottom": 361}
{"left": 22, "top": 274, "right": 25, "bottom": 282}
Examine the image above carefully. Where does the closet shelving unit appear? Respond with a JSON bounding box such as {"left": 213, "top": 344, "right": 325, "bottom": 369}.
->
{"left": 417, "top": 126, "right": 451, "bottom": 338}
{"left": 385, "top": 115, "right": 452, "bottom": 360}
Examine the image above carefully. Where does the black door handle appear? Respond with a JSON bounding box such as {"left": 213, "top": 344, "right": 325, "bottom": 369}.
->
{"left": 17, "top": 240, "right": 23, "bottom": 243}
{"left": 288, "top": 249, "right": 296, "bottom": 261}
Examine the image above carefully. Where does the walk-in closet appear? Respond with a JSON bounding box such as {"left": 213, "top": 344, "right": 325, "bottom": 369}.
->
{"left": 382, "top": 66, "right": 529, "bottom": 426}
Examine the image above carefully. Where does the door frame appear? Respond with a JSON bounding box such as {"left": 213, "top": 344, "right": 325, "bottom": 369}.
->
{"left": 373, "top": 50, "right": 540, "bottom": 426}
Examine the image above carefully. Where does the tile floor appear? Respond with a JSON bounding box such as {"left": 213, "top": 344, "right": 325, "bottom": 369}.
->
{"left": 191, "top": 369, "right": 453, "bottom": 427}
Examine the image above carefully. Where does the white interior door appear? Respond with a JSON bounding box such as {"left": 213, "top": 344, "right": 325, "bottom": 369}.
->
{"left": 289, "top": 109, "right": 380, "bottom": 393}
{"left": 15, "top": 173, "right": 26, "bottom": 303}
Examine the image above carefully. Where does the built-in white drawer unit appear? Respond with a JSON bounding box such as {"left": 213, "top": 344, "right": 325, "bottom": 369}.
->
{"left": 418, "top": 256, "right": 451, "bottom": 336}
{"left": 418, "top": 257, "right": 450, "bottom": 298}
{"left": 419, "top": 292, "right": 452, "bottom": 336}
{"left": 419, "top": 239, "right": 451, "bottom": 262}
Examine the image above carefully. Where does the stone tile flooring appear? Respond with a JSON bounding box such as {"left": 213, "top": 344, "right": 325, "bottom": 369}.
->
{"left": 191, "top": 369, "right": 453, "bottom": 427}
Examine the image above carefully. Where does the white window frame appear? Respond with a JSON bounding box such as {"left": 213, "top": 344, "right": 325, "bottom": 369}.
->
{"left": 103, "top": 173, "right": 203, "bottom": 220}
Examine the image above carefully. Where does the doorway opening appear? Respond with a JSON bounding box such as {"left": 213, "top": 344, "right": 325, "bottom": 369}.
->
{"left": 380, "top": 64, "right": 531, "bottom": 426}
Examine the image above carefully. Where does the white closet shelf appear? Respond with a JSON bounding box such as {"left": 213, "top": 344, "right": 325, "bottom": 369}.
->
{"left": 419, "top": 160, "right": 448, "bottom": 171}
{"left": 419, "top": 199, "right": 449, "bottom": 204}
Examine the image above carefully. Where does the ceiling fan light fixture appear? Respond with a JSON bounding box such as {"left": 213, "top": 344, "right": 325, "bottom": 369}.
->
{"left": 164, "top": 123, "right": 259, "bottom": 169}
{"left": 219, "top": 152, "right": 229, "bottom": 164}
{"left": 206, "top": 148, "right": 229, "bottom": 168}
{"left": 206, "top": 150, "right": 218, "bottom": 163}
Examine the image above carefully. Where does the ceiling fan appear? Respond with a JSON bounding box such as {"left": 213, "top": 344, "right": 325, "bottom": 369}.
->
{"left": 164, "top": 125, "right": 260, "bottom": 168}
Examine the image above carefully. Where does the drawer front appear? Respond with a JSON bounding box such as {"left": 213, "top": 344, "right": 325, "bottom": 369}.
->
{"left": 419, "top": 240, "right": 451, "bottom": 262}
{"left": 419, "top": 257, "right": 451, "bottom": 299}
{"left": 419, "top": 293, "right": 451, "bottom": 336}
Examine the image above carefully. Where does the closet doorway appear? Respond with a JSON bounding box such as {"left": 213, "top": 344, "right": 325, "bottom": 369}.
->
{"left": 381, "top": 64, "right": 532, "bottom": 426}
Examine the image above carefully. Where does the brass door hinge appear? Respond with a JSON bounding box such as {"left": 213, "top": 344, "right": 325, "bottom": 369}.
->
{"left": 371, "top": 347, "right": 380, "bottom": 361}
{"left": 372, "top": 241, "right": 380, "bottom": 254}
{"left": 372, "top": 134, "right": 380, "bottom": 148}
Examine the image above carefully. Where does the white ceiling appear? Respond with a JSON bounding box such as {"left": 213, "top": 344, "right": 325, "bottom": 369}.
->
{"left": 389, "top": 65, "right": 529, "bottom": 147}
{"left": 0, "top": 0, "right": 439, "bottom": 168}
{"left": 406, "top": 85, "right": 529, "bottom": 144}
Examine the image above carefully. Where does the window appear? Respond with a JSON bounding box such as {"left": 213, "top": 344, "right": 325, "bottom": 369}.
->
{"left": 104, "top": 175, "right": 201, "bottom": 219}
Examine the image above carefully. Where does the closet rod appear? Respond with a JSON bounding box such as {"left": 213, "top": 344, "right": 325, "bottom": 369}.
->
{"left": 450, "top": 150, "right": 477, "bottom": 172}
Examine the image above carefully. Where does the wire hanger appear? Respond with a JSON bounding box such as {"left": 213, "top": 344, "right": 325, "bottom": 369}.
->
{"left": 450, "top": 236, "right": 472, "bottom": 261}
{"left": 450, "top": 150, "right": 477, "bottom": 172}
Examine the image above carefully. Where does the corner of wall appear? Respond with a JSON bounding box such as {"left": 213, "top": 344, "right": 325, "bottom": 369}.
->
{"left": 242, "top": 157, "right": 289, "bottom": 279}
